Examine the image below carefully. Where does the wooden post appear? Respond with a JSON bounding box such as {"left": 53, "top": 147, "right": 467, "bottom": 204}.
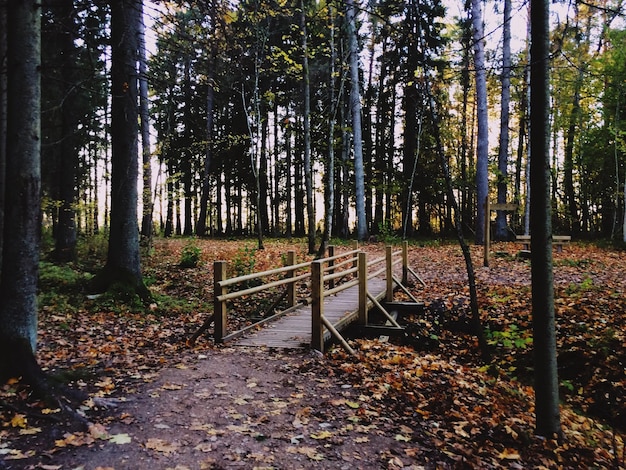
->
{"left": 385, "top": 245, "right": 393, "bottom": 302}
{"left": 311, "top": 260, "right": 324, "bottom": 352}
{"left": 358, "top": 251, "right": 368, "bottom": 325}
{"left": 484, "top": 196, "right": 490, "bottom": 267}
{"left": 402, "top": 240, "right": 409, "bottom": 286}
{"left": 286, "top": 250, "right": 296, "bottom": 308}
{"left": 328, "top": 245, "right": 335, "bottom": 290}
{"left": 214, "top": 261, "right": 228, "bottom": 342}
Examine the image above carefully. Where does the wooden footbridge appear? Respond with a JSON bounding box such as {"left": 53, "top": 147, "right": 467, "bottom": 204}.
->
{"left": 189, "top": 242, "right": 422, "bottom": 354}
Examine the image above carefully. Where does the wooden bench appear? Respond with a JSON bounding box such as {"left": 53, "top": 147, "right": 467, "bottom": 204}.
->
{"left": 516, "top": 235, "right": 571, "bottom": 252}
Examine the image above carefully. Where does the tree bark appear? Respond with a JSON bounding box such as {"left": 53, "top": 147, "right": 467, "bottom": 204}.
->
{"left": 317, "top": 3, "right": 336, "bottom": 258}
{"left": 94, "top": 0, "right": 150, "bottom": 302}
{"left": 0, "top": 0, "right": 7, "bottom": 269}
{"left": 139, "top": 2, "right": 153, "bottom": 242}
{"left": 0, "top": 0, "right": 42, "bottom": 371}
{"left": 301, "top": 1, "right": 315, "bottom": 254}
{"left": 472, "top": 0, "right": 489, "bottom": 245}
{"left": 530, "top": 0, "right": 562, "bottom": 437}
{"left": 346, "top": 0, "right": 367, "bottom": 241}
{"left": 495, "top": 0, "right": 512, "bottom": 240}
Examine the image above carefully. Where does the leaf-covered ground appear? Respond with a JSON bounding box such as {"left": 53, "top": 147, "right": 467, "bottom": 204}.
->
{"left": 1, "top": 238, "right": 625, "bottom": 468}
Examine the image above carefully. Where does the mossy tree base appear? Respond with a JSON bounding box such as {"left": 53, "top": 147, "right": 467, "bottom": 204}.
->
{"left": 89, "top": 265, "right": 152, "bottom": 305}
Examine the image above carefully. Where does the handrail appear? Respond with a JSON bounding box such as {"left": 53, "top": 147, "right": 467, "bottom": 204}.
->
{"left": 217, "top": 272, "right": 310, "bottom": 302}
{"left": 218, "top": 260, "right": 311, "bottom": 288}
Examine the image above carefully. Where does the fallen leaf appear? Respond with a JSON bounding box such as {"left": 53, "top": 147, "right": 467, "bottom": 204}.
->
{"left": 18, "top": 427, "right": 41, "bottom": 435}
{"left": 109, "top": 433, "right": 132, "bottom": 444}
{"left": 499, "top": 448, "right": 521, "bottom": 460}
{"left": 10, "top": 414, "right": 26, "bottom": 428}
{"left": 145, "top": 438, "right": 180, "bottom": 454}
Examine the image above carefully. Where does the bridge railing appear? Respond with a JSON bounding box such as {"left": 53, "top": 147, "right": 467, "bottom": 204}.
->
{"left": 213, "top": 245, "right": 363, "bottom": 343}
{"left": 311, "top": 245, "right": 407, "bottom": 354}
{"left": 211, "top": 242, "right": 415, "bottom": 348}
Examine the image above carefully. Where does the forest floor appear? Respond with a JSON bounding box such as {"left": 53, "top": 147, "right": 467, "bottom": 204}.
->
{"left": 1, "top": 237, "right": 625, "bottom": 469}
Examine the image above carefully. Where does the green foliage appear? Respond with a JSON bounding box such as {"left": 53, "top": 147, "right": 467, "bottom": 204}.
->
{"left": 565, "top": 276, "right": 594, "bottom": 295}
{"left": 38, "top": 261, "right": 92, "bottom": 315}
{"left": 39, "top": 261, "right": 86, "bottom": 289}
{"left": 485, "top": 324, "right": 533, "bottom": 350}
{"left": 179, "top": 241, "right": 202, "bottom": 268}
{"left": 377, "top": 221, "right": 399, "bottom": 244}
{"left": 232, "top": 245, "right": 257, "bottom": 278}
{"left": 76, "top": 233, "right": 109, "bottom": 261}
{"left": 555, "top": 258, "right": 592, "bottom": 268}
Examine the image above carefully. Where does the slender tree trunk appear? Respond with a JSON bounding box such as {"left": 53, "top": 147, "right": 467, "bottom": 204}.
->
{"left": 285, "top": 120, "right": 293, "bottom": 237}
{"left": 472, "top": 0, "right": 489, "bottom": 245}
{"left": 459, "top": 16, "right": 472, "bottom": 231}
{"left": 495, "top": 0, "right": 512, "bottom": 240}
{"left": 530, "top": 0, "right": 561, "bottom": 437}
{"left": 196, "top": 3, "right": 216, "bottom": 237}
{"left": 318, "top": 3, "right": 336, "bottom": 257}
{"left": 346, "top": 0, "right": 367, "bottom": 241}
{"left": 182, "top": 59, "right": 193, "bottom": 236}
{"left": 139, "top": 3, "right": 153, "bottom": 242}
{"left": 301, "top": 1, "right": 315, "bottom": 253}
{"left": 0, "top": 3, "right": 9, "bottom": 268}
{"left": 0, "top": 0, "right": 43, "bottom": 377}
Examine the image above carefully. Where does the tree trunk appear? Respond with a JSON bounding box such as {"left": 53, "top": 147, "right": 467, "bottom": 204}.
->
{"left": 472, "top": 0, "right": 489, "bottom": 245}
{"left": 495, "top": 0, "right": 512, "bottom": 240}
{"left": 0, "top": 0, "right": 42, "bottom": 373}
{"left": 346, "top": 0, "right": 367, "bottom": 241}
{"left": 182, "top": 59, "right": 193, "bottom": 237}
{"left": 0, "top": 2, "right": 7, "bottom": 268}
{"left": 139, "top": 3, "right": 153, "bottom": 242}
{"left": 196, "top": 3, "right": 216, "bottom": 237}
{"left": 93, "top": 0, "right": 149, "bottom": 302}
{"left": 530, "top": 0, "right": 561, "bottom": 437}
{"left": 317, "top": 3, "right": 336, "bottom": 257}
{"left": 301, "top": 1, "right": 315, "bottom": 253}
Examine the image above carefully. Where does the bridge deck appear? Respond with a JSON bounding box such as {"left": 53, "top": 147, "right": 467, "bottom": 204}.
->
{"left": 234, "top": 278, "right": 388, "bottom": 349}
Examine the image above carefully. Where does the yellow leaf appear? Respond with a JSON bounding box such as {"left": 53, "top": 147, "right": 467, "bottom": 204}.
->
{"left": 18, "top": 427, "right": 41, "bottom": 435}
{"left": 498, "top": 448, "right": 521, "bottom": 460}
{"left": 10, "top": 414, "right": 26, "bottom": 428}
{"left": 345, "top": 400, "right": 360, "bottom": 409}
{"left": 395, "top": 434, "right": 411, "bottom": 442}
{"left": 310, "top": 430, "right": 332, "bottom": 440}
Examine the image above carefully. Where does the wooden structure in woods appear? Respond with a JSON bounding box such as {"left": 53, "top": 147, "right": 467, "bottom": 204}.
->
{"left": 199, "top": 242, "right": 421, "bottom": 353}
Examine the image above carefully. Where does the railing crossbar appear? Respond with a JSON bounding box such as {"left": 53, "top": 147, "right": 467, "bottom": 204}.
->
{"left": 218, "top": 272, "right": 310, "bottom": 302}
{"left": 322, "top": 249, "right": 360, "bottom": 263}
{"left": 219, "top": 260, "right": 311, "bottom": 288}
{"left": 324, "top": 278, "right": 359, "bottom": 297}
{"left": 324, "top": 256, "right": 357, "bottom": 272}
{"left": 324, "top": 266, "right": 358, "bottom": 282}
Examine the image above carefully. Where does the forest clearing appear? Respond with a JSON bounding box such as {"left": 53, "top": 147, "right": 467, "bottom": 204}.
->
{"left": 0, "top": 238, "right": 624, "bottom": 469}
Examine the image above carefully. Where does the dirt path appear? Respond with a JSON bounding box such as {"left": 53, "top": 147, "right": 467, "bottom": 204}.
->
{"left": 45, "top": 346, "right": 434, "bottom": 470}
